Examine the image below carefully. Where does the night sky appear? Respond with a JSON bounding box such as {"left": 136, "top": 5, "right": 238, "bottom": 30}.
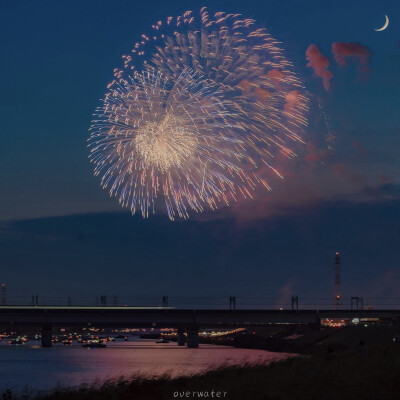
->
{"left": 1, "top": 0, "right": 399, "bottom": 306}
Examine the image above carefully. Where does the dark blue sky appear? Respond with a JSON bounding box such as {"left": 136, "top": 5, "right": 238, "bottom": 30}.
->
{"left": 1, "top": 0, "right": 399, "bottom": 305}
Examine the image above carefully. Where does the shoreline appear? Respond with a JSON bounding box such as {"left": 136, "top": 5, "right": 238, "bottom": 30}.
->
{"left": 0, "top": 341, "right": 290, "bottom": 396}
{"left": 6, "top": 343, "right": 400, "bottom": 400}
{"left": 199, "top": 324, "right": 400, "bottom": 355}
{"left": 3, "top": 326, "right": 400, "bottom": 399}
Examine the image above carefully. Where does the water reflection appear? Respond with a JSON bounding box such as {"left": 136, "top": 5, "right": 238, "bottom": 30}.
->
{"left": 0, "top": 338, "right": 292, "bottom": 392}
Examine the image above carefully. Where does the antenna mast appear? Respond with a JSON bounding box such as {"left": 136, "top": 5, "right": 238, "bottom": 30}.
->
{"left": 334, "top": 252, "right": 342, "bottom": 309}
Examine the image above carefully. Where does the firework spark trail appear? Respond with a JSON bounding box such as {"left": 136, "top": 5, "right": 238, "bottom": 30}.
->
{"left": 89, "top": 8, "right": 309, "bottom": 220}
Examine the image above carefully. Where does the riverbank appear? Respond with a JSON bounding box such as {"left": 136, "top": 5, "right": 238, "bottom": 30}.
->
{"left": 8, "top": 341, "right": 400, "bottom": 400}
{"left": 203, "top": 325, "right": 400, "bottom": 355}
{"left": 3, "top": 326, "right": 400, "bottom": 399}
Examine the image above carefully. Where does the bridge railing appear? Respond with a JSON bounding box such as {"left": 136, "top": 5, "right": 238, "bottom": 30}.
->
{"left": 2, "top": 295, "right": 400, "bottom": 310}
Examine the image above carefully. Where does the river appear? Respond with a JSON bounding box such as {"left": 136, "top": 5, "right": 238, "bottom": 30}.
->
{"left": 0, "top": 338, "right": 292, "bottom": 393}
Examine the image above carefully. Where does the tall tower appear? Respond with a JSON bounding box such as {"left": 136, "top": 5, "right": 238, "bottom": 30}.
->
{"left": 334, "top": 252, "right": 342, "bottom": 309}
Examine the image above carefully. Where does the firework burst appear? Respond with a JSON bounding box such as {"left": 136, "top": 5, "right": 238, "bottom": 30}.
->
{"left": 89, "top": 8, "right": 309, "bottom": 220}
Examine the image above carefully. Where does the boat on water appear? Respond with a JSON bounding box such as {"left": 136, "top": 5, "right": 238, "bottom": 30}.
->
{"left": 82, "top": 340, "right": 106, "bottom": 348}
{"left": 156, "top": 338, "right": 170, "bottom": 343}
{"left": 8, "top": 336, "right": 28, "bottom": 345}
{"left": 115, "top": 335, "right": 128, "bottom": 341}
{"left": 9, "top": 338, "right": 24, "bottom": 345}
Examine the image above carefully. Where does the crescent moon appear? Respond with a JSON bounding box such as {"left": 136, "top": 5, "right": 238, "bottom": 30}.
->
{"left": 375, "top": 15, "right": 389, "bottom": 31}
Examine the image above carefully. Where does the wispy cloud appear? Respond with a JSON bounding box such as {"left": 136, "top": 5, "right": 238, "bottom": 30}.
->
{"left": 306, "top": 44, "right": 333, "bottom": 90}
{"left": 332, "top": 42, "right": 370, "bottom": 73}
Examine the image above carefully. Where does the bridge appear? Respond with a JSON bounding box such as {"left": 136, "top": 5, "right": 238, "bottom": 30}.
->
{"left": 1, "top": 305, "right": 399, "bottom": 348}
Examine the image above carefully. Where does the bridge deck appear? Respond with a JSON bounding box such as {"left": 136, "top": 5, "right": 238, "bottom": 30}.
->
{"left": 0, "top": 307, "right": 399, "bottom": 328}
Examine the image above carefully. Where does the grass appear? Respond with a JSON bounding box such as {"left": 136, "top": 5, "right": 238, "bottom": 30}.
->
{"left": 4, "top": 340, "right": 400, "bottom": 400}
{"left": 228, "top": 325, "right": 400, "bottom": 355}
{"left": 3, "top": 326, "right": 400, "bottom": 400}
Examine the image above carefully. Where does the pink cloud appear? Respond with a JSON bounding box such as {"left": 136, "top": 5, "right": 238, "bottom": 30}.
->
{"left": 267, "top": 69, "right": 284, "bottom": 80}
{"left": 332, "top": 163, "right": 364, "bottom": 184}
{"left": 254, "top": 87, "right": 271, "bottom": 101}
{"left": 284, "top": 90, "right": 301, "bottom": 112}
{"left": 306, "top": 44, "right": 333, "bottom": 91}
{"left": 332, "top": 42, "right": 370, "bottom": 72}
{"left": 266, "top": 69, "right": 284, "bottom": 89}
{"left": 277, "top": 279, "right": 295, "bottom": 309}
{"left": 304, "top": 149, "right": 329, "bottom": 163}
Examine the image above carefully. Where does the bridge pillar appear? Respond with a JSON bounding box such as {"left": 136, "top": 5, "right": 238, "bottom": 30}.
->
{"left": 177, "top": 328, "right": 186, "bottom": 346}
{"left": 41, "top": 324, "right": 52, "bottom": 347}
{"left": 187, "top": 327, "right": 199, "bottom": 348}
